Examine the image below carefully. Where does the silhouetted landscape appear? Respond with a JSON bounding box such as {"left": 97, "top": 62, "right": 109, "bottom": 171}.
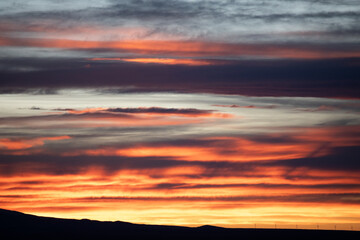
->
{"left": 0, "top": 208, "right": 358, "bottom": 240}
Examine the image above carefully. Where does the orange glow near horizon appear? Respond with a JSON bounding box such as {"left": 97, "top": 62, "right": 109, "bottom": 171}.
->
{"left": 1, "top": 163, "right": 360, "bottom": 225}
{"left": 1, "top": 123, "right": 359, "bottom": 230}
{"left": 1, "top": 162, "right": 359, "bottom": 230}
{"left": 2, "top": 176, "right": 360, "bottom": 231}
{"left": 90, "top": 58, "right": 212, "bottom": 66}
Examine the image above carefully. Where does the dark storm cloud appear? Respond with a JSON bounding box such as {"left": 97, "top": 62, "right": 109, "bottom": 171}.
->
{"left": 0, "top": 57, "right": 359, "bottom": 98}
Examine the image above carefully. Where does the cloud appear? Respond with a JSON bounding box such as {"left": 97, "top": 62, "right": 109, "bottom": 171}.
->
{"left": 296, "top": 105, "right": 338, "bottom": 112}
{"left": 0, "top": 88, "right": 58, "bottom": 95}
{"left": 0, "top": 154, "right": 187, "bottom": 176}
{"left": 90, "top": 58, "right": 213, "bottom": 66}
{"left": 212, "top": 104, "right": 277, "bottom": 109}
{"left": 0, "top": 153, "right": 318, "bottom": 176}
{"left": 0, "top": 0, "right": 359, "bottom": 99}
{"left": 2, "top": 0, "right": 359, "bottom": 43}
{"left": 29, "top": 106, "right": 217, "bottom": 116}
{"left": 87, "top": 107, "right": 215, "bottom": 116}
{"left": 267, "top": 146, "right": 360, "bottom": 172}
{"left": 148, "top": 182, "right": 360, "bottom": 191}
{"left": 1, "top": 57, "right": 359, "bottom": 98}
{"left": 29, "top": 106, "right": 43, "bottom": 110}
{"left": 1, "top": 0, "right": 359, "bottom": 226}
{"left": 70, "top": 193, "right": 360, "bottom": 205}
{"left": 0, "top": 136, "right": 71, "bottom": 150}
{"left": 0, "top": 107, "right": 227, "bottom": 131}
{"left": 1, "top": 36, "right": 359, "bottom": 59}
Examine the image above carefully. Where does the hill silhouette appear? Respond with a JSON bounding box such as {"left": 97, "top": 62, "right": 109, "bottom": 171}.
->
{"left": 0, "top": 208, "right": 358, "bottom": 240}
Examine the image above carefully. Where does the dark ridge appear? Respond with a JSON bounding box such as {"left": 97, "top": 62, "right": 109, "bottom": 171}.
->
{"left": 197, "top": 224, "right": 225, "bottom": 229}
{"left": 0, "top": 208, "right": 358, "bottom": 240}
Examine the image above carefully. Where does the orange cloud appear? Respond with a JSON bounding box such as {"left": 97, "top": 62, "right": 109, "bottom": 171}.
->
{"left": 1, "top": 21, "right": 359, "bottom": 60}
{"left": 0, "top": 122, "right": 359, "bottom": 229}
{"left": 62, "top": 125, "right": 360, "bottom": 163}
{"left": 0, "top": 136, "right": 71, "bottom": 150}
{"left": 1, "top": 36, "right": 359, "bottom": 59}
{"left": 60, "top": 137, "right": 318, "bottom": 162}
{"left": 1, "top": 151, "right": 359, "bottom": 229}
{"left": 66, "top": 107, "right": 107, "bottom": 114}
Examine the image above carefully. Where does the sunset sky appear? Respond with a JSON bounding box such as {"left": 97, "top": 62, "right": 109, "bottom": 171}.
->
{"left": 0, "top": 0, "right": 360, "bottom": 230}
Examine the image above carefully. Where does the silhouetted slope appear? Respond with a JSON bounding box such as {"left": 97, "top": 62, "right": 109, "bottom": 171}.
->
{"left": 0, "top": 208, "right": 358, "bottom": 240}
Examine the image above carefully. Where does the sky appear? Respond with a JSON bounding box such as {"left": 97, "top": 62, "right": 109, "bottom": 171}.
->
{"left": 0, "top": 0, "right": 360, "bottom": 230}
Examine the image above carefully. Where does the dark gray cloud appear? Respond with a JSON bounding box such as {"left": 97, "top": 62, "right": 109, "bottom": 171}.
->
{"left": 0, "top": 155, "right": 188, "bottom": 176}
{"left": 150, "top": 182, "right": 360, "bottom": 191}
{"left": 0, "top": 106, "right": 216, "bottom": 129}
{"left": 0, "top": 58, "right": 359, "bottom": 98}
{"left": 212, "top": 104, "right": 277, "bottom": 109}
{"left": 0, "top": 88, "right": 58, "bottom": 95}
{"left": 2, "top": 0, "right": 359, "bottom": 42}
{"left": 1, "top": 146, "right": 359, "bottom": 177}
{"left": 267, "top": 146, "right": 360, "bottom": 172}
{"left": 28, "top": 106, "right": 214, "bottom": 116}
{"left": 0, "top": 112, "right": 132, "bottom": 126}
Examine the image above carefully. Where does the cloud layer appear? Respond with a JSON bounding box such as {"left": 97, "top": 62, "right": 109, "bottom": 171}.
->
{"left": 0, "top": 0, "right": 359, "bottom": 98}
{"left": 1, "top": 0, "right": 360, "bottom": 229}
{"left": 0, "top": 91, "right": 359, "bottom": 227}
